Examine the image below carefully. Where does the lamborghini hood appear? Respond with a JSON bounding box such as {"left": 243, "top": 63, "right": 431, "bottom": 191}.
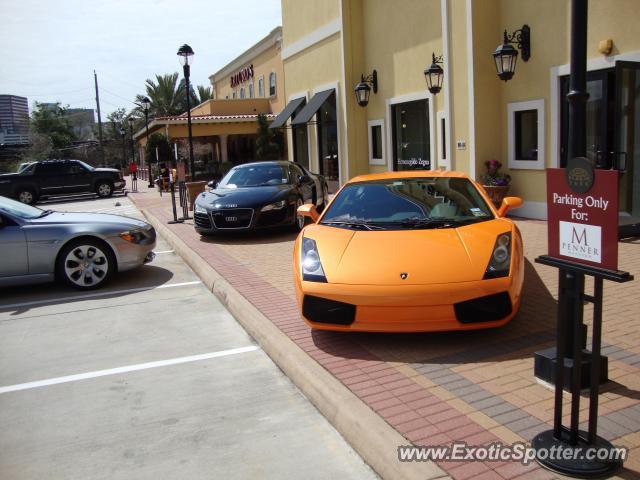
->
{"left": 304, "top": 219, "right": 512, "bottom": 285}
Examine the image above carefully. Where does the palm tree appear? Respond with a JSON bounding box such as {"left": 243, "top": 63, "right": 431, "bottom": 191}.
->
{"left": 132, "top": 73, "right": 198, "bottom": 118}
{"left": 197, "top": 85, "right": 213, "bottom": 104}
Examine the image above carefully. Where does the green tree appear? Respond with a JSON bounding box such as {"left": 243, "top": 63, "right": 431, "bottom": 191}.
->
{"left": 134, "top": 73, "right": 198, "bottom": 118}
{"left": 255, "top": 114, "right": 283, "bottom": 160}
{"left": 106, "top": 108, "right": 128, "bottom": 140}
{"left": 22, "top": 132, "right": 53, "bottom": 161}
{"left": 30, "top": 102, "right": 76, "bottom": 150}
{"left": 197, "top": 85, "right": 213, "bottom": 104}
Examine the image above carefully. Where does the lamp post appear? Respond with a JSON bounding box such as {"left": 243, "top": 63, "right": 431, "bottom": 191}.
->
{"left": 119, "top": 127, "right": 126, "bottom": 173}
{"left": 177, "top": 44, "right": 195, "bottom": 180}
{"left": 127, "top": 117, "right": 135, "bottom": 166}
{"left": 141, "top": 97, "right": 153, "bottom": 187}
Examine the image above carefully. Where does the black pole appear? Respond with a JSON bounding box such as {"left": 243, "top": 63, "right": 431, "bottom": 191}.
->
{"left": 567, "top": 0, "right": 589, "bottom": 161}
{"left": 564, "top": 0, "right": 590, "bottom": 359}
{"left": 145, "top": 108, "right": 153, "bottom": 188}
{"left": 128, "top": 122, "right": 135, "bottom": 165}
{"left": 183, "top": 64, "right": 195, "bottom": 181}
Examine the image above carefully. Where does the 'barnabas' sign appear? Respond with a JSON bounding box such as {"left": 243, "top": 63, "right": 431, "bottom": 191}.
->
{"left": 230, "top": 64, "right": 254, "bottom": 88}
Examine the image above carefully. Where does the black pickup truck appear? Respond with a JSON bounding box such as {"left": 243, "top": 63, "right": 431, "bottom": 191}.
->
{"left": 0, "top": 159, "right": 126, "bottom": 204}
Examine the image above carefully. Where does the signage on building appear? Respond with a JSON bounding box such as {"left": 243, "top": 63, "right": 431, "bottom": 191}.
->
{"left": 546, "top": 161, "right": 619, "bottom": 270}
{"left": 230, "top": 64, "right": 254, "bottom": 88}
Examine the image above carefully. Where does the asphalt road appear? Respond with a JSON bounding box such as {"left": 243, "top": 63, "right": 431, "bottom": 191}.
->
{"left": 0, "top": 195, "right": 377, "bottom": 480}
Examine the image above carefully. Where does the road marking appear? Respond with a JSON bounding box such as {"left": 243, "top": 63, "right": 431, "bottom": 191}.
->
{"left": 154, "top": 250, "right": 175, "bottom": 254}
{"left": 0, "top": 346, "right": 260, "bottom": 395}
{"left": 0, "top": 281, "right": 202, "bottom": 310}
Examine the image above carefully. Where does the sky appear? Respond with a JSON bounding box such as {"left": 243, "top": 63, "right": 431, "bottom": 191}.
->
{"left": 0, "top": 0, "right": 282, "bottom": 117}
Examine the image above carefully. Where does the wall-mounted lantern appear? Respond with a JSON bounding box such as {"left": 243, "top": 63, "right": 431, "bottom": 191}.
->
{"left": 493, "top": 25, "right": 531, "bottom": 82}
{"left": 354, "top": 69, "right": 378, "bottom": 107}
{"left": 424, "top": 53, "right": 444, "bottom": 95}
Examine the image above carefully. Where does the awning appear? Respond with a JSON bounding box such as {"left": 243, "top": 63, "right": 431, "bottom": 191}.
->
{"left": 290, "top": 89, "right": 334, "bottom": 126}
{"left": 268, "top": 97, "right": 306, "bottom": 129}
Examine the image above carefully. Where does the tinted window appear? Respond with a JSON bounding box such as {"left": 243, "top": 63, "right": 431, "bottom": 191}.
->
{"left": 290, "top": 164, "right": 305, "bottom": 180}
{"left": 218, "top": 164, "right": 290, "bottom": 188}
{"left": 321, "top": 177, "right": 493, "bottom": 228}
{"left": 36, "top": 163, "right": 64, "bottom": 175}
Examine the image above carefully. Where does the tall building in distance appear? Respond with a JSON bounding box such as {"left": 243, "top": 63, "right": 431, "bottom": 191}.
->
{"left": 0, "top": 95, "right": 29, "bottom": 145}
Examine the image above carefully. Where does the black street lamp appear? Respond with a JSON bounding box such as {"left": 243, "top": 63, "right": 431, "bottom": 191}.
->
{"left": 141, "top": 96, "right": 153, "bottom": 187}
{"left": 354, "top": 69, "right": 378, "bottom": 107}
{"left": 424, "top": 53, "right": 444, "bottom": 95}
{"left": 177, "top": 43, "right": 195, "bottom": 180}
{"left": 493, "top": 25, "right": 531, "bottom": 82}
{"left": 119, "top": 127, "right": 126, "bottom": 171}
{"left": 127, "top": 116, "right": 135, "bottom": 165}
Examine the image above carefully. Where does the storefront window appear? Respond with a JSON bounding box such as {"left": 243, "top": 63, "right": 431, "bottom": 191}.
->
{"left": 317, "top": 92, "right": 339, "bottom": 186}
{"left": 269, "top": 72, "right": 276, "bottom": 96}
{"left": 391, "top": 99, "right": 431, "bottom": 170}
{"left": 258, "top": 77, "right": 264, "bottom": 97}
{"left": 292, "top": 100, "right": 309, "bottom": 169}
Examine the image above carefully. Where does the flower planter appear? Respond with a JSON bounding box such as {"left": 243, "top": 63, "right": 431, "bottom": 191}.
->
{"left": 483, "top": 185, "right": 511, "bottom": 209}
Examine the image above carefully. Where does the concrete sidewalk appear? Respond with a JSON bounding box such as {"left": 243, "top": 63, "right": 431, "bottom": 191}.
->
{"left": 129, "top": 183, "right": 640, "bottom": 480}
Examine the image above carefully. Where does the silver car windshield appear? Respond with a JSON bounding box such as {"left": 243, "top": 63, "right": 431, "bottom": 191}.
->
{"left": 0, "top": 196, "right": 46, "bottom": 219}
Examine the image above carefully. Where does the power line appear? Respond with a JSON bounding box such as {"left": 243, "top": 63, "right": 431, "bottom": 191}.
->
{"left": 100, "top": 87, "right": 138, "bottom": 105}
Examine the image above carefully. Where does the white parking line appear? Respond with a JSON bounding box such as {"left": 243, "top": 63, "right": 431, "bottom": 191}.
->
{"left": 0, "top": 346, "right": 260, "bottom": 394}
{"left": 0, "top": 281, "right": 202, "bottom": 310}
{"left": 154, "top": 250, "right": 175, "bottom": 254}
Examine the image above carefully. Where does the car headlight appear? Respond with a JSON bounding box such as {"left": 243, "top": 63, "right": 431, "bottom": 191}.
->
{"left": 261, "top": 200, "right": 287, "bottom": 212}
{"left": 301, "top": 237, "right": 327, "bottom": 282}
{"left": 483, "top": 232, "right": 512, "bottom": 279}
{"left": 194, "top": 203, "right": 207, "bottom": 214}
{"left": 119, "top": 228, "right": 147, "bottom": 244}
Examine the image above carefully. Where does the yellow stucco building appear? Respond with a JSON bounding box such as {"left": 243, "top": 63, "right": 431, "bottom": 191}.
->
{"left": 274, "top": 0, "right": 640, "bottom": 227}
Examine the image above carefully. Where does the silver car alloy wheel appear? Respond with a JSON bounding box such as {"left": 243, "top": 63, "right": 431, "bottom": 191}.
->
{"left": 296, "top": 198, "right": 305, "bottom": 229}
{"left": 97, "top": 183, "right": 112, "bottom": 197}
{"left": 64, "top": 244, "right": 110, "bottom": 287}
{"left": 18, "top": 191, "right": 33, "bottom": 204}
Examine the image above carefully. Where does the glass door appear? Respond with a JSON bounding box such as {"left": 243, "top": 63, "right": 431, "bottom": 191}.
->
{"left": 560, "top": 64, "right": 640, "bottom": 237}
{"left": 615, "top": 61, "right": 640, "bottom": 237}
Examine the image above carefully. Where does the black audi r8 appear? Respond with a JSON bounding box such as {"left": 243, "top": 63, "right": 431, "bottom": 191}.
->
{"left": 194, "top": 161, "right": 328, "bottom": 235}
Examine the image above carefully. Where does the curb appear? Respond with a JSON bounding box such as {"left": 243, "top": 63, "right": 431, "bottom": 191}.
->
{"left": 140, "top": 206, "right": 449, "bottom": 480}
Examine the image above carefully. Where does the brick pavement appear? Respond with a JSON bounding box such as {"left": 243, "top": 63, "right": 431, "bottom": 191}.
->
{"left": 129, "top": 185, "right": 640, "bottom": 479}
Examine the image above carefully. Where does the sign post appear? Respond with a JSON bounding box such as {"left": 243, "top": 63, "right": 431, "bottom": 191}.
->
{"left": 532, "top": 2, "right": 633, "bottom": 476}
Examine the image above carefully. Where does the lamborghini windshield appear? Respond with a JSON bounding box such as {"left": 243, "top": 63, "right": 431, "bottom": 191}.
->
{"left": 321, "top": 177, "right": 494, "bottom": 229}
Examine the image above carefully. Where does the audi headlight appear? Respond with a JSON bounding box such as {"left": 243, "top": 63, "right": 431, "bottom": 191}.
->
{"left": 261, "top": 200, "right": 287, "bottom": 212}
{"left": 194, "top": 203, "right": 207, "bottom": 214}
{"left": 483, "top": 232, "right": 512, "bottom": 279}
{"left": 301, "top": 237, "right": 327, "bottom": 282}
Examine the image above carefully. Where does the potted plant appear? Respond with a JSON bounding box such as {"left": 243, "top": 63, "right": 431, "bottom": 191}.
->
{"left": 481, "top": 159, "right": 511, "bottom": 208}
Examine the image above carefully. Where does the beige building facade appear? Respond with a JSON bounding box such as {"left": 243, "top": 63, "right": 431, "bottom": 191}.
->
{"left": 276, "top": 0, "right": 640, "bottom": 226}
{"left": 209, "top": 27, "right": 285, "bottom": 112}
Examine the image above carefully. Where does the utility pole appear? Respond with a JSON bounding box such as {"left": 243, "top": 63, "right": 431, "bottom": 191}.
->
{"left": 94, "top": 70, "right": 105, "bottom": 167}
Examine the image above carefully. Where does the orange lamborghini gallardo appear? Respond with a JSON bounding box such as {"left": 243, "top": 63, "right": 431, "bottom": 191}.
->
{"left": 293, "top": 171, "right": 524, "bottom": 332}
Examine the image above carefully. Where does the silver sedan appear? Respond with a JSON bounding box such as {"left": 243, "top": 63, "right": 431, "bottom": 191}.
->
{"left": 0, "top": 195, "right": 156, "bottom": 290}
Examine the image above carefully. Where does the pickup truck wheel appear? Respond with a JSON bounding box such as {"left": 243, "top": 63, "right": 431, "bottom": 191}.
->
{"left": 96, "top": 181, "right": 113, "bottom": 198}
{"left": 57, "top": 238, "right": 114, "bottom": 290}
{"left": 17, "top": 189, "right": 37, "bottom": 205}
